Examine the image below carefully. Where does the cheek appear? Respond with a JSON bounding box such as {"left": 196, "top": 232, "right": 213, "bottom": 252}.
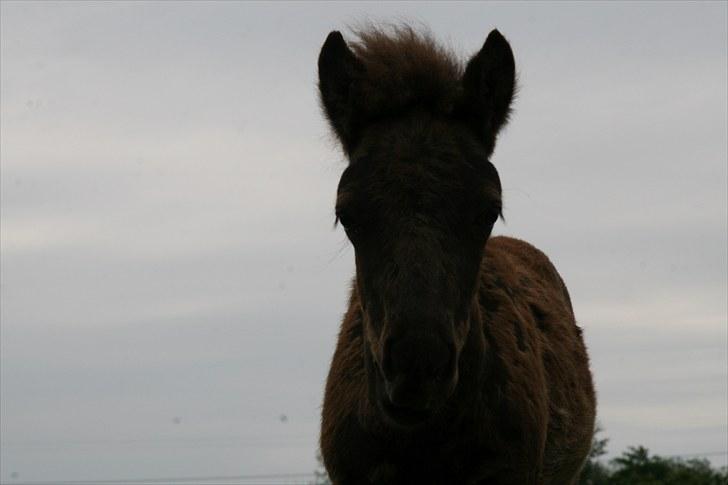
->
{"left": 459, "top": 245, "right": 486, "bottom": 293}
{"left": 355, "top": 264, "right": 387, "bottom": 328}
{"left": 454, "top": 318, "right": 471, "bottom": 352}
{"left": 354, "top": 256, "right": 365, "bottom": 306}
{"left": 362, "top": 313, "right": 386, "bottom": 364}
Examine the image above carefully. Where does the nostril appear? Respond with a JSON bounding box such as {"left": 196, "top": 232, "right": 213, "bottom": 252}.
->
{"left": 437, "top": 345, "right": 456, "bottom": 380}
{"left": 384, "top": 375, "right": 425, "bottom": 409}
{"left": 383, "top": 335, "right": 455, "bottom": 381}
{"left": 424, "top": 339, "right": 451, "bottom": 380}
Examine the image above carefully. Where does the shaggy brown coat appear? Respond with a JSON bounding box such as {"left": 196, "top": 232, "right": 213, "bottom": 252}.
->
{"left": 318, "top": 25, "right": 596, "bottom": 485}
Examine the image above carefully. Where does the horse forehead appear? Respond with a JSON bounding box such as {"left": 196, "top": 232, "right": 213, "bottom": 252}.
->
{"left": 361, "top": 113, "right": 462, "bottom": 154}
{"left": 364, "top": 154, "right": 464, "bottom": 199}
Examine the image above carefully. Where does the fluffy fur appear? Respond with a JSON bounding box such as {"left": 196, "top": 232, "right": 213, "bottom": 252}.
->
{"left": 349, "top": 25, "right": 464, "bottom": 121}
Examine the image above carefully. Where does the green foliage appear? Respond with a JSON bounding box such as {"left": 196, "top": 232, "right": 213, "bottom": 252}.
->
{"left": 579, "top": 428, "right": 728, "bottom": 485}
{"left": 608, "top": 446, "right": 727, "bottom": 485}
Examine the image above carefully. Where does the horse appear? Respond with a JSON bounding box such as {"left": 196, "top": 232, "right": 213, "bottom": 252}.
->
{"left": 317, "top": 25, "right": 596, "bottom": 485}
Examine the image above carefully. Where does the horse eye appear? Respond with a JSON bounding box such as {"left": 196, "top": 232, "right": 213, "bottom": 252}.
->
{"left": 336, "top": 209, "right": 357, "bottom": 231}
{"left": 475, "top": 207, "right": 499, "bottom": 227}
{"left": 337, "top": 203, "right": 374, "bottom": 239}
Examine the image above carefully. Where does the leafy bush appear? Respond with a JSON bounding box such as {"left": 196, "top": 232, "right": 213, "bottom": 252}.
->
{"left": 580, "top": 429, "right": 727, "bottom": 485}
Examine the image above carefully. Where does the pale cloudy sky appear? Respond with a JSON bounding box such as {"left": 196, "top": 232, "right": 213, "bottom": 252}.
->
{"left": 1, "top": 1, "right": 726, "bottom": 483}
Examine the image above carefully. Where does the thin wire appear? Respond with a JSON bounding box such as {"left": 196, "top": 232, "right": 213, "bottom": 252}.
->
{"left": 3, "top": 438, "right": 313, "bottom": 450}
{"left": 1, "top": 472, "right": 316, "bottom": 485}
{"left": 666, "top": 450, "right": 728, "bottom": 459}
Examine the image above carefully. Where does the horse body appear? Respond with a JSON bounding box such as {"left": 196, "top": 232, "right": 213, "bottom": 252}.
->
{"left": 317, "top": 25, "right": 595, "bottom": 485}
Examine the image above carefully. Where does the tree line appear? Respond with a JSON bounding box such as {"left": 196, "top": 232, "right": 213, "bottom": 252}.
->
{"left": 578, "top": 429, "right": 727, "bottom": 484}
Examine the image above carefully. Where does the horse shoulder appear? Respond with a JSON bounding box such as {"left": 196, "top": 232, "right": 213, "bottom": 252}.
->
{"left": 481, "top": 236, "right": 596, "bottom": 483}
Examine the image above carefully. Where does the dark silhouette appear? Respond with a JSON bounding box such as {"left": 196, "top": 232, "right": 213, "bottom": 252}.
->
{"left": 318, "top": 25, "right": 596, "bottom": 484}
{"left": 578, "top": 430, "right": 728, "bottom": 485}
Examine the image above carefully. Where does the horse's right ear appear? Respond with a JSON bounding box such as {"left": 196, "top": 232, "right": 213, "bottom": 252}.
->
{"left": 318, "top": 31, "right": 364, "bottom": 153}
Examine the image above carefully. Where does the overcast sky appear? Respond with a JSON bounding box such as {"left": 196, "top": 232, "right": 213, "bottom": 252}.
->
{"left": 1, "top": 1, "right": 726, "bottom": 483}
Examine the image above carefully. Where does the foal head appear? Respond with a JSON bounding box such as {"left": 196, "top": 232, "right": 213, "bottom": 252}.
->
{"left": 319, "top": 26, "right": 515, "bottom": 428}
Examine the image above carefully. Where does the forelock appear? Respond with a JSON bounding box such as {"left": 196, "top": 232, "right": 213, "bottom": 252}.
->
{"left": 350, "top": 24, "right": 464, "bottom": 121}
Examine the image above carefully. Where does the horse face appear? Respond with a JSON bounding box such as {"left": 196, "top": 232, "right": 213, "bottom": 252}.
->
{"left": 321, "top": 27, "right": 515, "bottom": 429}
{"left": 335, "top": 117, "right": 502, "bottom": 428}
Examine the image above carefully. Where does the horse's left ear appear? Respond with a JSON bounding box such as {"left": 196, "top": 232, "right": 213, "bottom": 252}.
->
{"left": 318, "top": 31, "right": 364, "bottom": 153}
{"left": 458, "top": 29, "right": 516, "bottom": 151}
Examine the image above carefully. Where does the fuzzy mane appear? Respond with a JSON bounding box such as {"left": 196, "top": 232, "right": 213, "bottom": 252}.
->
{"left": 350, "top": 25, "right": 464, "bottom": 120}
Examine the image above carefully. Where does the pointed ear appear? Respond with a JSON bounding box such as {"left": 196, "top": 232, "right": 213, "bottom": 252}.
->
{"left": 458, "top": 29, "right": 516, "bottom": 152}
{"left": 318, "top": 31, "right": 364, "bottom": 152}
